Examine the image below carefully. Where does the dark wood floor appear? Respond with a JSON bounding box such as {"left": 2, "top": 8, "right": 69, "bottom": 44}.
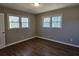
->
{"left": 0, "top": 37, "right": 79, "bottom": 56}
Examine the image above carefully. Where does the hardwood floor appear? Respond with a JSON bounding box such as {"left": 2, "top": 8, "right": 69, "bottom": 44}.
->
{"left": 0, "top": 37, "right": 79, "bottom": 56}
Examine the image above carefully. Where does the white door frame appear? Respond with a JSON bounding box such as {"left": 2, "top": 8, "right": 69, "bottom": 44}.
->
{"left": 0, "top": 13, "right": 5, "bottom": 49}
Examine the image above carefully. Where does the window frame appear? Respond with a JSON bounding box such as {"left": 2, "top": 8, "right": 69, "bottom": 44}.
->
{"left": 7, "top": 14, "right": 30, "bottom": 30}
{"left": 20, "top": 16, "right": 29, "bottom": 29}
{"left": 42, "top": 16, "right": 51, "bottom": 28}
{"left": 51, "top": 16, "right": 62, "bottom": 28}
{"left": 8, "top": 15, "right": 20, "bottom": 29}
{"left": 42, "top": 14, "right": 62, "bottom": 28}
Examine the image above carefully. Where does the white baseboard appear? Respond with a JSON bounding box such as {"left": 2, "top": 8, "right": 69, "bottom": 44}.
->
{"left": 36, "top": 36, "right": 79, "bottom": 48}
{"left": 4, "top": 36, "right": 36, "bottom": 48}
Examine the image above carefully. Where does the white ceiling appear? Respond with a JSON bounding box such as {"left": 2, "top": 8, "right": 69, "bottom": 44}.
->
{"left": 0, "top": 3, "right": 78, "bottom": 14}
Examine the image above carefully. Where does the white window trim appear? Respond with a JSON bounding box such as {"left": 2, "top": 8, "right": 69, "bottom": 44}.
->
{"left": 7, "top": 14, "right": 30, "bottom": 30}
{"left": 8, "top": 15, "right": 20, "bottom": 30}
{"left": 42, "top": 14, "right": 63, "bottom": 28}
{"left": 51, "top": 15, "right": 62, "bottom": 28}
{"left": 21, "top": 16, "right": 30, "bottom": 29}
{"left": 42, "top": 16, "right": 51, "bottom": 28}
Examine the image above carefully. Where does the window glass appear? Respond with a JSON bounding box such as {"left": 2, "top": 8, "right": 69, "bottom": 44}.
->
{"left": 52, "top": 16, "right": 62, "bottom": 28}
{"left": 9, "top": 16, "right": 19, "bottom": 29}
{"left": 21, "top": 17, "right": 29, "bottom": 28}
{"left": 43, "top": 17, "right": 50, "bottom": 28}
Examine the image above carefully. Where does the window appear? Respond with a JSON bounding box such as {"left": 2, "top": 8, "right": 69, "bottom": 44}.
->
{"left": 52, "top": 16, "right": 62, "bottom": 28}
{"left": 43, "top": 17, "right": 50, "bottom": 28}
{"left": 9, "top": 16, "right": 19, "bottom": 29}
{"left": 21, "top": 17, "right": 29, "bottom": 28}
{"left": 42, "top": 16, "right": 62, "bottom": 28}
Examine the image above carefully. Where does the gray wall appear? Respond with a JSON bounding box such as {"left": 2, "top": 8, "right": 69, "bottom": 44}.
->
{"left": 36, "top": 5, "right": 79, "bottom": 46}
{"left": 0, "top": 5, "right": 79, "bottom": 46}
{"left": 5, "top": 14, "right": 36, "bottom": 44}
{"left": 0, "top": 6, "right": 36, "bottom": 45}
